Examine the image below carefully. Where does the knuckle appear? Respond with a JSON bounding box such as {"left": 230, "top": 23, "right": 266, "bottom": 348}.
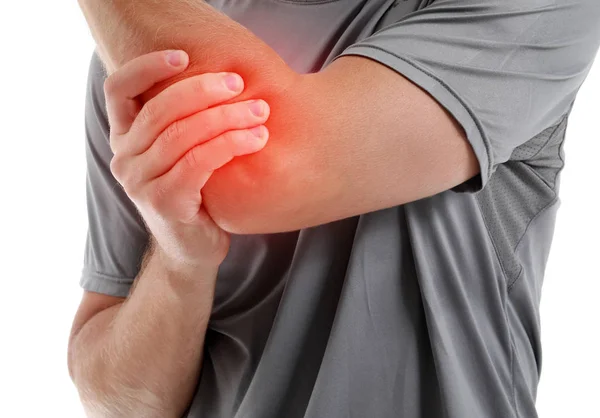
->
{"left": 103, "top": 76, "right": 118, "bottom": 98}
{"left": 110, "top": 157, "right": 143, "bottom": 197}
{"left": 212, "top": 133, "right": 236, "bottom": 166}
{"left": 138, "top": 102, "right": 160, "bottom": 128}
{"left": 122, "top": 181, "right": 139, "bottom": 199}
{"left": 109, "top": 137, "right": 119, "bottom": 155}
{"left": 130, "top": 161, "right": 148, "bottom": 189}
{"left": 146, "top": 183, "right": 167, "bottom": 211}
{"left": 190, "top": 77, "right": 211, "bottom": 97}
{"left": 184, "top": 146, "right": 201, "bottom": 169}
{"left": 161, "top": 120, "right": 186, "bottom": 148}
{"left": 215, "top": 103, "right": 230, "bottom": 121}
{"left": 202, "top": 106, "right": 227, "bottom": 136}
{"left": 221, "top": 130, "right": 239, "bottom": 149}
{"left": 219, "top": 105, "right": 242, "bottom": 127}
{"left": 225, "top": 102, "right": 252, "bottom": 127}
{"left": 109, "top": 156, "right": 123, "bottom": 179}
{"left": 125, "top": 175, "right": 144, "bottom": 199}
{"left": 198, "top": 109, "right": 219, "bottom": 136}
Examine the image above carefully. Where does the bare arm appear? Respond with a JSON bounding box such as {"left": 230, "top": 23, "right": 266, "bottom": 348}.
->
{"left": 77, "top": 0, "right": 295, "bottom": 99}
{"left": 68, "top": 245, "right": 217, "bottom": 418}
{"left": 68, "top": 52, "right": 268, "bottom": 417}
{"left": 77, "top": 0, "right": 477, "bottom": 234}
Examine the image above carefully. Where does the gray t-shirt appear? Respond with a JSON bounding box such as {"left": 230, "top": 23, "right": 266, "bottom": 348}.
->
{"left": 80, "top": 0, "right": 600, "bottom": 417}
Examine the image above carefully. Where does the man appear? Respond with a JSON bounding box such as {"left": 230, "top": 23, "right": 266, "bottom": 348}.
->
{"left": 68, "top": 0, "right": 600, "bottom": 417}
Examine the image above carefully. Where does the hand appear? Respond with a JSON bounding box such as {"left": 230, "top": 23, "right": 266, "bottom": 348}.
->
{"left": 104, "top": 50, "right": 271, "bottom": 272}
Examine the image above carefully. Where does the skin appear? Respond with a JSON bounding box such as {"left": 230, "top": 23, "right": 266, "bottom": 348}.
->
{"left": 77, "top": 0, "right": 479, "bottom": 234}
{"left": 68, "top": 52, "right": 268, "bottom": 417}
{"left": 70, "top": 0, "right": 479, "bottom": 415}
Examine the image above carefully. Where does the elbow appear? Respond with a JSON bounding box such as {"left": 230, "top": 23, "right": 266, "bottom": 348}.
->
{"left": 203, "top": 176, "right": 311, "bottom": 235}
{"left": 203, "top": 187, "right": 281, "bottom": 235}
{"left": 202, "top": 72, "right": 317, "bottom": 234}
{"left": 211, "top": 212, "right": 260, "bottom": 235}
{"left": 202, "top": 156, "right": 293, "bottom": 234}
{"left": 210, "top": 207, "right": 283, "bottom": 235}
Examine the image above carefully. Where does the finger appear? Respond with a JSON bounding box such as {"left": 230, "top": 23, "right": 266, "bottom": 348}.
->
{"left": 123, "top": 71, "right": 245, "bottom": 156}
{"left": 105, "top": 50, "right": 189, "bottom": 135}
{"left": 138, "top": 99, "right": 270, "bottom": 180}
{"left": 151, "top": 125, "right": 269, "bottom": 221}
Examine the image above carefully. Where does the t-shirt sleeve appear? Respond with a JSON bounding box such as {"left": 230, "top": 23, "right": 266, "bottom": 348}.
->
{"left": 334, "top": 0, "right": 600, "bottom": 191}
{"left": 79, "top": 50, "right": 150, "bottom": 298}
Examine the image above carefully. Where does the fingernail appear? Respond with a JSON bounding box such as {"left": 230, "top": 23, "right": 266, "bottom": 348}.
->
{"left": 250, "top": 125, "right": 265, "bottom": 138}
{"left": 223, "top": 73, "right": 242, "bottom": 92}
{"left": 249, "top": 100, "right": 265, "bottom": 117}
{"left": 166, "top": 50, "right": 187, "bottom": 67}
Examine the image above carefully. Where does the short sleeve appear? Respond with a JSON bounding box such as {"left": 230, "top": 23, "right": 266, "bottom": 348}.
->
{"left": 334, "top": 0, "right": 600, "bottom": 191}
{"left": 80, "top": 51, "right": 149, "bottom": 298}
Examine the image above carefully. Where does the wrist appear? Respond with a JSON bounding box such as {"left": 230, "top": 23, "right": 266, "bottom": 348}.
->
{"left": 144, "top": 241, "right": 220, "bottom": 288}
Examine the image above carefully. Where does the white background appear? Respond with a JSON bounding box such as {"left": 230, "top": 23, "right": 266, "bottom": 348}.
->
{"left": 0, "top": 2, "right": 598, "bottom": 417}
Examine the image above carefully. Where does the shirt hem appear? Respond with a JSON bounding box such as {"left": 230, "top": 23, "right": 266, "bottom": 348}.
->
{"left": 80, "top": 268, "right": 133, "bottom": 298}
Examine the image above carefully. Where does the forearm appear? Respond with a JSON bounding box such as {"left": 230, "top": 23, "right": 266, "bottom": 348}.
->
{"left": 69, "top": 245, "right": 217, "bottom": 417}
{"left": 77, "top": 0, "right": 295, "bottom": 100}
{"left": 78, "top": 0, "right": 221, "bottom": 73}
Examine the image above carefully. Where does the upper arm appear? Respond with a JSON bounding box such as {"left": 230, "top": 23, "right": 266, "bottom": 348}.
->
{"left": 332, "top": 0, "right": 600, "bottom": 192}
{"left": 204, "top": 0, "right": 600, "bottom": 234}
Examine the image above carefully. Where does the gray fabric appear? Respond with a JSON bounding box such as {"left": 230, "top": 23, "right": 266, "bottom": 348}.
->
{"left": 82, "top": 59, "right": 148, "bottom": 294}
{"left": 79, "top": 0, "right": 600, "bottom": 417}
